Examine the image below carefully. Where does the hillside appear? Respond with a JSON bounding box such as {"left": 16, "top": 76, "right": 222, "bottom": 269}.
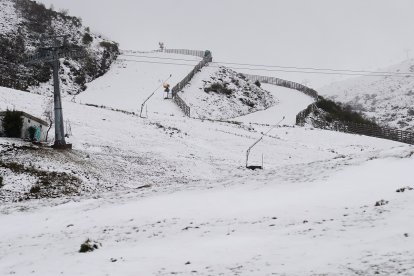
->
{"left": 1, "top": 43, "right": 414, "bottom": 275}
{"left": 320, "top": 59, "right": 414, "bottom": 130}
{"left": 0, "top": 0, "right": 119, "bottom": 95}
{"left": 178, "top": 66, "right": 276, "bottom": 120}
{"left": 1, "top": 0, "right": 414, "bottom": 273}
{"left": 76, "top": 52, "right": 201, "bottom": 116}
{"left": 1, "top": 83, "right": 414, "bottom": 275}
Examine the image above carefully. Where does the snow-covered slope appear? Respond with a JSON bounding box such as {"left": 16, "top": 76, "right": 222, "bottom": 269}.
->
{"left": 1, "top": 153, "right": 414, "bottom": 275}
{"left": 320, "top": 59, "right": 414, "bottom": 130}
{"left": 1, "top": 83, "right": 414, "bottom": 275}
{"left": 234, "top": 83, "right": 315, "bottom": 125}
{"left": 1, "top": 48, "right": 414, "bottom": 275}
{"left": 76, "top": 52, "right": 201, "bottom": 116}
{"left": 179, "top": 66, "right": 275, "bottom": 120}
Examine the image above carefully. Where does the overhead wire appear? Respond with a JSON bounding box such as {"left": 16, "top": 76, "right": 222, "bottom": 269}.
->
{"left": 117, "top": 58, "right": 414, "bottom": 78}
{"left": 121, "top": 53, "right": 414, "bottom": 77}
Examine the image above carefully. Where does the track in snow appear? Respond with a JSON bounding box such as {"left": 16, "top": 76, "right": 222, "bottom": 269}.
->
{"left": 235, "top": 83, "right": 314, "bottom": 125}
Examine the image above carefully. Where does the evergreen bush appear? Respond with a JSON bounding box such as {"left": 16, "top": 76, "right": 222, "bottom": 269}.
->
{"left": 2, "top": 110, "right": 23, "bottom": 138}
{"left": 204, "top": 82, "right": 233, "bottom": 95}
{"left": 316, "top": 97, "right": 376, "bottom": 125}
{"left": 82, "top": 33, "right": 93, "bottom": 45}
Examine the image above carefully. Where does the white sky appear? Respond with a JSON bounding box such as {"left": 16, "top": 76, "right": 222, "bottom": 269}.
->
{"left": 38, "top": 0, "right": 414, "bottom": 88}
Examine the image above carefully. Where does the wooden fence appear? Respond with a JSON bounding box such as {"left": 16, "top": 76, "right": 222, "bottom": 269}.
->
{"left": 170, "top": 50, "right": 213, "bottom": 117}
{"left": 124, "top": 49, "right": 208, "bottom": 59}
{"left": 244, "top": 74, "right": 319, "bottom": 99}
{"left": 296, "top": 104, "right": 414, "bottom": 145}
{"left": 162, "top": 49, "right": 207, "bottom": 59}
{"left": 174, "top": 94, "right": 191, "bottom": 117}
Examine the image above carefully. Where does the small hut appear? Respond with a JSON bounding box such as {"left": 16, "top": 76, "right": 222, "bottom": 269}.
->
{"left": 0, "top": 110, "right": 49, "bottom": 142}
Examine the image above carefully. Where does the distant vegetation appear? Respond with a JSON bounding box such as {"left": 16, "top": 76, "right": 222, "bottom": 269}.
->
{"left": 82, "top": 33, "right": 93, "bottom": 45}
{"left": 315, "top": 97, "right": 377, "bottom": 125}
{"left": 2, "top": 110, "right": 23, "bottom": 138}
{"left": 0, "top": 0, "right": 119, "bottom": 93}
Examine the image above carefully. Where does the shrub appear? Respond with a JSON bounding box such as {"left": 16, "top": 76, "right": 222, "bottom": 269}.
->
{"left": 2, "top": 110, "right": 23, "bottom": 138}
{"left": 316, "top": 97, "right": 376, "bottom": 125}
{"left": 99, "top": 41, "right": 119, "bottom": 53}
{"left": 79, "top": 239, "right": 99, "bottom": 253}
{"left": 82, "top": 33, "right": 93, "bottom": 45}
{"left": 84, "top": 56, "right": 99, "bottom": 77}
{"left": 74, "top": 74, "right": 86, "bottom": 86}
{"left": 30, "top": 185, "right": 40, "bottom": 193}
{"left": 240, "top": 98, "right": 255, "bottom": 108}
{"left": 204, "top": 82, "right": 233, "bottom": 95}
{"left": 254, "top": 80, "right": 261, "bottom": 87}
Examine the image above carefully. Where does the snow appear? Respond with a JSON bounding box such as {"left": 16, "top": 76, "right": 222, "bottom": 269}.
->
{"left": 178, "top": 66, "right": 275, "bottom": 120}
{"left": 1, "top": 148, "right": 413, "bottom": 275}
{"left": 76, "top": 53, "right": 201, "bottom": 116}
{"left": 1, "top": 50, "right": 414, "bottom": 275}
{"left": 234, "top": 83, "right": 315, "bottom": 125}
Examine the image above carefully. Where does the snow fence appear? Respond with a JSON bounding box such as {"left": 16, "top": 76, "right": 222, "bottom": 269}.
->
{"left": 296, "top": 103, "right": 414, "bottom": 145}
{"left": 244, "top": 74, "right": 319, "bottom": 100}
{"left": 170, "top": 50, "right": 213, "bottom": 117}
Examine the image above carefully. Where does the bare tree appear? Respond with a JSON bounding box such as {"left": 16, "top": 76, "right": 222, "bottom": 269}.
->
{"left": 42, "top": 98, "right": 54, "bottom": 142}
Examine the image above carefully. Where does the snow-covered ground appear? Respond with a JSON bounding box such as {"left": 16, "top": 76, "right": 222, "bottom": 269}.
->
{"left": 76, "top": 53, "right": 201, "bottom": 116}
{"left": 1, "top": 51, "right": 414, "bottom": 275}
{"left": 234, "top": 83, "right": 314, "bottom": 125}
{"left": 179, "top": 66, "right": 275, "bottom": 120}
